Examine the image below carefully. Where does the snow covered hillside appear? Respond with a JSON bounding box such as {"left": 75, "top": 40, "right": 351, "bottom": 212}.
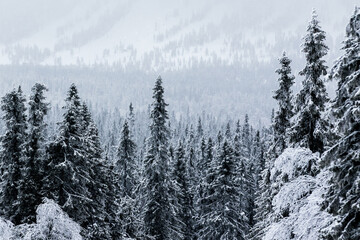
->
{"left": 0, "top": 0, "right": 356, "bottom": 69}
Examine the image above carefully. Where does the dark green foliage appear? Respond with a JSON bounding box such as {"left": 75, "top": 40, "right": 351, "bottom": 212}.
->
{"left": 143, "top": 76, "right": 173, "bottom": 239}
{"left": 323, "top": 7, "right": 360, "bottom": 240}
{"left": 0, "top": 87, "right": 28, "bottom": 225}
{"left": 199, "top": 140, "right": 248, "bottom": 239}
{"left": 172, "top": 141, "right": 194, "bottom": 240}
{"left": 290, "top": 10, "right": 329, "bottom": 153}
{"left": 273, "top": 52, "right": 295, "bottom": 155}
{"left": 17, "top": 83, "right": 49, "bottom": 224}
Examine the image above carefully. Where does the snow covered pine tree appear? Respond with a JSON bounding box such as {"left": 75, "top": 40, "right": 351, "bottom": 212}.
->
{"left": 272, "top": 52, "right": 295, "bottom": 155}
{"left": 289, "top": 10, "right": 329, "bottom": 153}
{"left": 143, "top": 76, "right": 174, "bottom": 239}
{"left": 323, "top": 6, "right": 360, "bottom": 240}
{"left": 17, "top": 83, "right": 49, "bottom": 224}
{"left": 0, "top": 87, "right": 28, "bottom": 225}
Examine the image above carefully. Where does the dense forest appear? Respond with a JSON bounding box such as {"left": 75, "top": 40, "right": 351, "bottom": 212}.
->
{"left": 0, "top": 7, "right": 359, "bottom": 240}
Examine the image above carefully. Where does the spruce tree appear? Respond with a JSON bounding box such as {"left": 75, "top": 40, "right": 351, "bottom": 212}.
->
{"left": 128, "top": 102, "right": 136, "bottom": 139}
{"left": 196, "top": 117, "right": 204, "bottom": 141}
{"left": 81, "top": 103, "right": 112, "bottom": 239}
{"left": 225, "top": 121, "right": 232, "bottom": 140}
{"left": 289, "top": 10, "right": 329, "bottom": 153}
{"left": 18, "top": 83, "right": 49, "bottom": 224}
{"left": 242, "top": 114, "right": 251, "bottom": 159}
{"left": 241, "top": 114, "right": 256, "bottom": 226}
{"left": 196, "top": 137, "right": 215, "bottom": 236}
{"left": 323, "top": 7, "right": 360, "bottom": 240}
{"left": 143, "top": 76, "right": 173, "bottom": 239}
{"left": 185, "top": 126, "right": 197, "bottom": 213}
{"left": 273, "top": 52, "right": 295, "bottom": 155}
{"left": 199, "top": 140, "right": 247, "bottom": 239}
{"left": 248, "top": 167, "right": 272, "bottom": 240}
{"left": 0, "top": 87, "right": 27, "bottom": 225}
{"left": 252, "top": 130, "right": 265, "bottom": 186}
{"left": 116, "top": 120, "right": 138, "bottom": 238}
{"left": 172, "top": 141, "right": 194, "bottom": 240}
{"left": 116, "top": 120, "right": 136, "bottom": 197}
{"left": 44, "top": 84, "right": 96, "bottom": 234}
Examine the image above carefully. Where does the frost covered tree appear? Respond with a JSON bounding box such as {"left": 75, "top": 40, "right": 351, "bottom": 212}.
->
{"left": 248, "top": 165, "right": 272, "bottom": 240}
{"left": 143, "top": 76, "right": 173, "bottom": 239}
{"left": 242, "top": 114, "right": 251, "bottom": 159}
{"left": 0, "top": 87, "right": 28, "bottom": 225}
{"left": 240, "top": 115, "right": 256, "bottom": 226}
{"left": 273, "top": 52, "right": 295, "bottom": 155}
{"left": 252, "top": 130, "right": 265, "bottom": 186}
{"left": 115, "top": 119, "right": 138, "bottom": 238}
{"left": 17, "top": 83, "right": 49, "bottom": 224}
{"left": 322, "top": 7, "right": 360, "bottom": 240}
{"left": 171, "top": 141, "right": 194, "bottom": 240}
{"left": 225, "top": 121, "right": 232, "bottom": 140}
{"left": 199, "top": 140, "right": 247, "bottom": 239}
{"left": 11, "top": 198, "right": 82, "bottom": 240}
{"left": 116, "top": 120, "right": 136, "bottom": 198}
{"left": 196, "top": 117, "right": 204, "bottom": 141}
{"left": 260, "top": 148, "right": 332, "bottom": 240}
{"left": 196, "top": 137, "right": 215, "bottom": 235}
{"left": 128, "top": 102, "right": 136, "bottom": 139}
{"left": 289, "top": 10, "right": 329, "bottom": 153}
{"left": 43, "top": 84, "right": 101, "bottom": 236}
{"left": 80, "top": 103, "right": 112, "bottom": 239}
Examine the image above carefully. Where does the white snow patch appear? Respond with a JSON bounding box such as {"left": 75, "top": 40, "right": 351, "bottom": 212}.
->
{"left": 264, "top": 148, "right": 334, "bottom": 240}
{"left": 0, "top": 198, "right": 82, "bottom": 240}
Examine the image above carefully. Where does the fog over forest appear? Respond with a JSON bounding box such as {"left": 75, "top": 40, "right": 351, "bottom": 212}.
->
{"left": 0, "top": 0, "right": 357, "bottom": 124}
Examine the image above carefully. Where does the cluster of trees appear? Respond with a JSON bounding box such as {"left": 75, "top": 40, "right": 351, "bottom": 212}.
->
{"left": 250, "top": 8, "right": 360, "bottom": 240}
{"left": 0, "top": 7, "right": 358, "bottom": 240}
{"left": 0, "top": 76, "right": 270, "bottom": 239}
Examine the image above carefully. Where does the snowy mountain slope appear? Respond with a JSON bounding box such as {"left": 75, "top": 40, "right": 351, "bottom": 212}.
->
{"left": 0, "top": 0, "right": 357, "bottom": 69}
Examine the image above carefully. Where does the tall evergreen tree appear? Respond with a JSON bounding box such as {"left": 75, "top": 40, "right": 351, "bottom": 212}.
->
{"left": 17, "top": 83, "right": 49, "bottom": 224}
{"left": 242, "top": 114, "right": 251, "bottom": 159}
{"left": 196, "top": 137, "right": 215, "bottom": 236}
{"left": 273, "top": 52, "right": 295, "bottom": 155}
{"left": 252, "top": 130, "right": 265, "bottom": 186}
{"left": 196, "top": 117, "right": 204, "bottom": 141}
{"left": 0, "top": 87, "right": 27, "bottom": 225}
{"left": 143, "top": 76, "right": 173, "bottom": 239}
{"left": 199, "top": 140, "right": 247, "bottom": 239}
{"left": 172, "top": 141, "right": 194, "bottom": 240}
{"left": 128, "top": 102, "right": 136, "bottom": 138}
{"left": 323, "top": 7, "right": 360, "bottom": 240}
{"left": 289, "top": 10, "right": 329, "bottom": 153}
{"left": 44, "top": 84, "right": 97, "bottom": 235}
{"left": 248, "top": 166, "right": 272, "bottom": 240}
{"left": 225, "top": 121, "right": 232, "bottom": 140}
{"left": 81, "top": 102, "right": 112, "bottom": 239}
{"left": 116, "top": 120, "right": 137, "bottom": 197}
{"left": 116, "top": 120, "right": 138, "bottom": 238}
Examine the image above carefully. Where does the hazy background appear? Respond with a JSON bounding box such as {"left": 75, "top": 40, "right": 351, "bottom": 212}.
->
{"left": 0, "top": 0, "right": 357, "bottom": 125}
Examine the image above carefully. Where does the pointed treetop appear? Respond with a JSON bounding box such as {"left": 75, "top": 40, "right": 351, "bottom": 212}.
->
{"left": 311, "top": 8, "right": 317, "bottom": 19}
{"left": 129, "top": 102, "right": 134, "bottom": 113}
{"left": 156, "top": 75, "right": 162, "bottom": 85}
{"left": 66, "top": 83, "right": 80, "bottom": 102}
{"left": 122, "top": 119, "right": 129, "bottom": 133}
{"left": 346, "top": 6, "right": 360, "bottom": 38}
{"left": 31, "top": 83, "right": 48, "bottom": 94}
